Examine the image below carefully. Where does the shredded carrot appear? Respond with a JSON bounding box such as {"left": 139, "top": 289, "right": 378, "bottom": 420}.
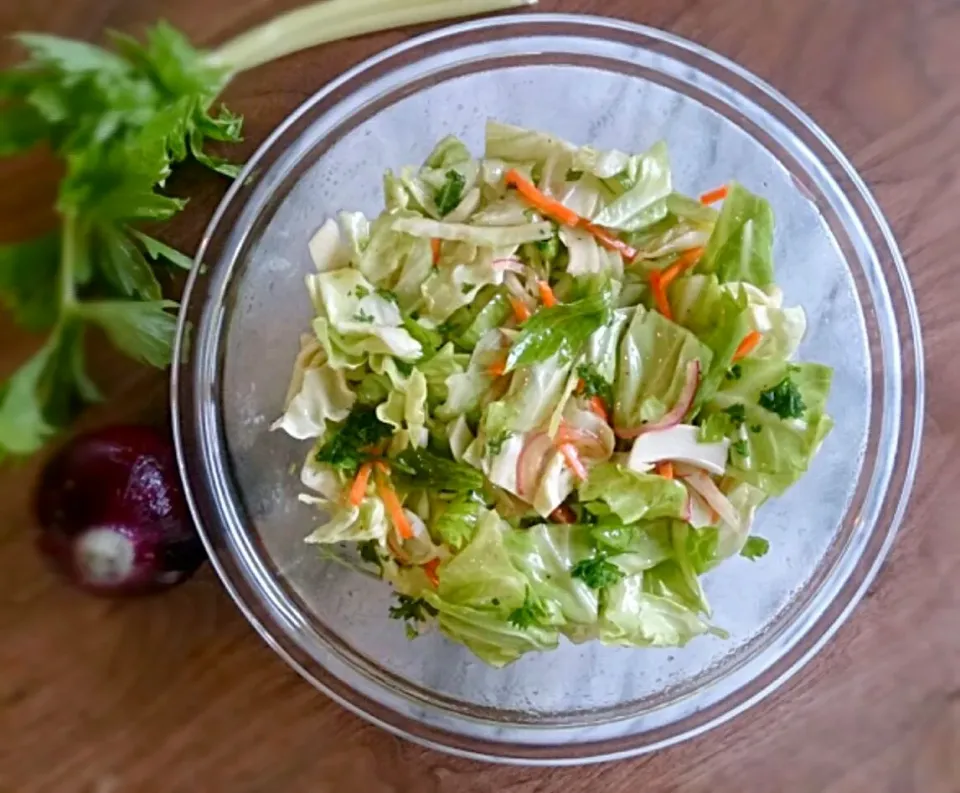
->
{"left": 588, "top": 395, "right": 609, "bottom": 423}
{"left": 580, "top": 221, "right": 639, "bottom": 261}
{"left": 374, "top": 461, "right": 390, "bottom": 474}
{"left": 430, "top": 238, "right": 442, "bottom": 265}
{"left": 502, "top": 168, "right": 639, "bottom": 261}
{"left": 509, "top": 295, "right": 531, "bottom": 323}
{"left": 550, "top": 504, "right": 577, "bottom": 524}
{"left": 375, "top": 468, "right": 413, "bottom": 540}
{"left": 733, "top": 329, "right": 763, "bottom": 361}
{"left": 537, "top": 280, "right": 558, "bottom": 308}
{"left": 655, "top": 461, "right": 674, "bottom": 480}
{"left": 488, "top": 356, "right": 507, "bottom": 377}
{"left": 558, "top": 442, "right": 589, "bottom": 481}
{"left": 422, "top": 558, "right": 440, "bottom": 588}
{"left": 658, "top": 246, "right": 706, "bottom": 290}
{"left": 649, "top": 271, "right": 673, "bottom": 321}
{"left": 504, "top": 168, "right": 580, "bottom": 226}
{"left": 699, "top": 185, "right": 729, "bottom": 205}
{"left": 348, "top": 462, "right": 373, "bottom": 506}
{"left": 576, "top": 378, "right": 586, "bottom": 394}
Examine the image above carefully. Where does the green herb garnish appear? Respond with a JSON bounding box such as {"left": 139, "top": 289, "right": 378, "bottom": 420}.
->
{"left": 434, "top": 169, "right": 465, "bottom": 216}
{"left": 740, "top": 536, "right": 770, "bottom": 560}
{"left": 505, "top": 282, "right": 612, "bottom": 371}
{"left": 353, "top": 309, "right": 375, "bottom": 323}
{"left": 507, "top": 587, "right": 548, "bottom": 630}
{"left": 725, "top": 363, "right": 742, "bottom": 381}
{"left": 723, "top": 403, "right": 746, "bottom": 428}
{"left": 570, "top": 554, "right": 624, "bottom": 589}
{"left": 576, "top": 363, "right": 614, "bottom": 404}
{"left": 314, "top": 408, "right": 392, "bottom": 475}
{"left": 758, "top": 376, "right": 806, "bottom": 419}
{"left": 391, "top": 446, "right": 484, "bottom": 493}
{"left": 565, "top": 169, "right": 584, "bottom": 181}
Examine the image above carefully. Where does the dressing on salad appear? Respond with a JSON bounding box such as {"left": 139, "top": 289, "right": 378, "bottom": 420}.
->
{"left": 273, "top": 121, "right": 833, "bottom": 666}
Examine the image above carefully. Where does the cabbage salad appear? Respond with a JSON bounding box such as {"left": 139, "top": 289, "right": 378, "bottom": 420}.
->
{"left": 274, "top": 121, "right": 833, "bottom": 667}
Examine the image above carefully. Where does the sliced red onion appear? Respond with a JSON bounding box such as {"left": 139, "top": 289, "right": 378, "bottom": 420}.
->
{"left": 615, "top": 359, "right": 700, "bottom": 439}
{"left": 681, "top": 469, "right": 741, "bottom": 531}
{"left": 492, "top": 256, "right": 525, "bottom": 273}
{"left": 516, "top": 432, "right": 555, "bottom": 499}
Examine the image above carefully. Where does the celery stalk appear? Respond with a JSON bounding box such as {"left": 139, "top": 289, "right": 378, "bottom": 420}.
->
{"left": 211, "top": 0, "right": 537, "bottom": 74}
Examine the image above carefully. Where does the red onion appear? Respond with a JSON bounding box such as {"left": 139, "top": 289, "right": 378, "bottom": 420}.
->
{"left": 615, "top": 359, "right": 700, "bottom": 439}
{"left": 516, "top": 432, "right": 555, "bottom": 499}
{"left": 35, "top": 426, "right": 204, "bottom": 596}
{"left": 680, "top": 468, "right": 741, "bottom": 531}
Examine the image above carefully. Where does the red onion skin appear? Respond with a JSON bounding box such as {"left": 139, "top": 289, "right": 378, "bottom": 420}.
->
{"left": 35, "top": 426, "right": 204, "bottom": 596}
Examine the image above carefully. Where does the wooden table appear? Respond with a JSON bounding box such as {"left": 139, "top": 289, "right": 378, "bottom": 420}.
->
{"left": 2, "top": 0, "right": 958, "bottom": 790}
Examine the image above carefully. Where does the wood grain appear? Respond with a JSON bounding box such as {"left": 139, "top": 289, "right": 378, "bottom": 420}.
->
{"left": 2, "top": 0, "right": 959, "bottom": 791}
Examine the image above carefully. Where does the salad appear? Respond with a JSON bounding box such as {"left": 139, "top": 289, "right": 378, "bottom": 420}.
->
{"left": 273, "top": 121, "right": 833, "bottom": 667}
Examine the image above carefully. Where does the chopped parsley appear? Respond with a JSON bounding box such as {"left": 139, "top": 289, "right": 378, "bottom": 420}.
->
{"left": 723, "top": 403, "right": 746, "bottom": 428}
{"left": 507, "top": 587, "right": 548, "bottom": 630}
{"left": 358, "top": 540, "right": 383, "bottom": 572}
{"left": 740, "top": 536, "right": 770, "bottom": 560}
{"left": 731, "top": 439, "right": 749, "bottom": 457}
{"left": 314, "top": 408, "right": 392, "bottom": 475}
{"left": 725, "top": 363, "right": 742, "bottom": 381}
{"left": 565, "top": 168, "right": 584, "bottom": 181}
{"left": 750, "top": 424, "right": 762, "bottom": 433}
{"left": 576, "top": 363, "right": 614, "bottom": 404}
{"left": 353, "top": 309, "right": 375, "bottom": 324}
{"left": 434, "top": 169, "right": 465, "bottom": 216}
{"left": 353, "top": 285, "right": 370, "bottom": 299}
{"left": 375, "top": 287, "right": 398, "bottom": 304}
{"left": 570, "top": 555, "right": 624, "bottom": 589}
{"left": 394, "top": 359, "right": 414, "bottom": 377}
{"left": 389, "top": 594, "right": 438, "bottom": 626}
{"left": 758, "top": 375, "right": 806, "bottom": 419}
{"left": 460, "top": 282, "right": 475, "bottom": 295}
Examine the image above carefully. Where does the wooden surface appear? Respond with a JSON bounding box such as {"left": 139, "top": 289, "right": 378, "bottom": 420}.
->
{"left": 1, "top": 0, "right": 958, "bottom": 790}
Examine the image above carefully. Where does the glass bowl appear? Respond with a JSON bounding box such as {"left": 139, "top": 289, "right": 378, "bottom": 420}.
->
{"left": 171, "top": 14, "right": 923, "bottom": 764}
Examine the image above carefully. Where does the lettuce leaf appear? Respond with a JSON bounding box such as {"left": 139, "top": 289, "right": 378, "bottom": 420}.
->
{"left": 503, "top": 522, "right": 600, "bottom": 631}
{"left": 376, "top": 368, "right": 428, "bottom": 448}
{"left": 392, "top": 216, "right": 553, "bottom": 247}
{"left": 312, "top": 269, "right": 422, "bottom": 362}
{"left": 613, "top": 306, "right": 712, "bottom": 430}
{"left": 590, "top": 141, "right": 672, "bottom": 231}
{"left": 579, "top": 463, "right": 688, "bottom": 523}
{"left": 303, "top": 497, "right": 388, "bottom": 544}
{"left": 698, "top": 182, "right": 775, "bottom": 286}
{"left": 701, "top": 358, "right": 833, "bottom": 495}
{"left": 599, "top": 574, "right": 716, "bottom": 648}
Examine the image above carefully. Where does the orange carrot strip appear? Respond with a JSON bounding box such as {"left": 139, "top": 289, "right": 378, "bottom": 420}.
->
{"left": 504, "top": 169, "right": 580, "bottom": 226}
{"left": 655, "top": 461, "right": 674, "bottom": 480}
{"left": 537, "top": 280, "right": 557, "bottom": 308}
{"left": 348, "top": 462, "right": 373, "bottom": 506}
{"left": 488, "top": 356, "right": 507, "bottom": 377}
{"left": 376, "top": 470, "right": 413, "bottom": 540}
{"left": 430, "top": 238, "right": 442, "bottom": 265}
{"left": 733, "top": 330, "right": 763, "bottom": 361}
{"left": 699, "top": 185, "right": 729, "bottom": 205}
{"left": 649, "top": 271, "right": 673, "bottom": 321}
{"left": 558, "top": 442, "right": 589, "bottom": 481}
{"left": 588, "top": 395, "right": 609, "bottom": 423}
{"left": 659, "top": 246, "right": 706, "bottom": 289}
{"left": 550, "top": 504, "right": 577, "bottom": 524}
{"left": 576, "top": 378, "right": 586, "bottom": 394}
{"left": 509, "top": 295, "right": 531, "bottom": 323}
{"left": 580, "top": 221, "right": 639, "bottom": 261}
{"left": 422, "top": 558, "right": 440, "bottom": 588}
